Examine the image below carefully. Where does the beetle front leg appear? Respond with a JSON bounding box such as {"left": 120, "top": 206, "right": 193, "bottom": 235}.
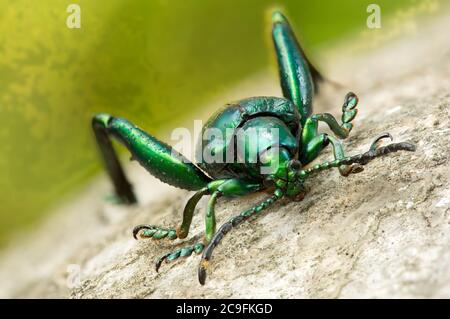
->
{"left": 272, "top": 11, "right": 323, "bottom": 124}
{"left": 153, "top": 190, "right": 220, "bottom": 271}
{"left": 156, "top": 242, "right": 205, "bottom": 272}
{"left": 340, "top": 92, "right": 359, "bottom": 134}
{"left": 300, "top": 133, "right": 416, "bottom": 178}
{"left": 300, "top": 93, "right": 359, "bottom": 164}
{"left": 92, "top": 114, "right": 137, "bottom": 204}
{"left": 198, "top": 189, "right": 283, "bottom": 285}
{"left": 326, "top": 135, "right": 364, "bottom": 176}
{"left": 156, "top": 188, "right": 283, "bottom": 283}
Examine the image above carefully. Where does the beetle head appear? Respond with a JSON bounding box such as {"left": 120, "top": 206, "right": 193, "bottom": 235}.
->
{"left": 267, "top": 155, "right": 306, "bottom": 201}
{"left": 285, "top": 159, "right": 307, "bottom": 200}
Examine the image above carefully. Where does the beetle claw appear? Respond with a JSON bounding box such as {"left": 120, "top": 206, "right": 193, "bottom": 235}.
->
{"left": 369, "top": 132, "right": 394, "bottom": 152}
{"left": 155, "top": 254, "right": 170, "bottom": 272}
{"left": 132, "top": 224, "right": 154, "bottom": 239}
{"left": 198, "top": 262, "right": 208, "bottom": 285}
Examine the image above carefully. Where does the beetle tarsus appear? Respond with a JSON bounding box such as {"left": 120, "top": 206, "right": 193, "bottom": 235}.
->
{"left": 132, "top": 225, "right": 177, "bottom": 240}
{"left": 156, "top": 243, "right": 205, "bottom": 273}
{"left": 90, "top": 10, "right": 417, "bottom": 286}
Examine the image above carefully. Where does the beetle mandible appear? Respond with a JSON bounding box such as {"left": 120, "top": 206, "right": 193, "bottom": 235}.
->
{"left": 92, "top": 11, "right": 415, "bottom": 285}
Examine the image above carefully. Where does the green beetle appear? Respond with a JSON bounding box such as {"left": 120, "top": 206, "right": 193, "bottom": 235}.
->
{"left": 92, "top": 11, "right": 415, "bottom": 285}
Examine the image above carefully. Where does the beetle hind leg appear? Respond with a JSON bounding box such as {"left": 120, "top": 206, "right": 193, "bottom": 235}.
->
{"left": 155, "top": 242, "right": 205, "bottom": 272}
{"left": 300, "top": 134, "right": 415, "bottom": 177}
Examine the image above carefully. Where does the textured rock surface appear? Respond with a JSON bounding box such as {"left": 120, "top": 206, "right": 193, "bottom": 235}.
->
{"left": 0, "top": 13, "right": 449, "bottom": 298}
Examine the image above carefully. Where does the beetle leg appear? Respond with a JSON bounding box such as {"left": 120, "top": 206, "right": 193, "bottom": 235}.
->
{"left": 300, "top": 92, "right": 359, "bottom": 169}
{"left": 205, "top": 191, "right": 220, "bottom": 243}
{"left": 133, "top": 225, "right": 177, "bottom": 240}
{"left": 326, "top": 135, "right": 364, "bottom": 176}
{"left": 300, "top": 114, "right": 346, "bottom": 164}
{"left": 369, "top": 132, "right": 393, "bottom": 152}
{"left": 136, "top": 179, "right": 262, "bottom": 273}
{"left": 203, "top": 179, "right": 262, "bottom": 242}
{"left": 272, "top": 11, "right": 322, "bottom": 124}
{"left": 178, "top": 187, "right": 210, "bottom": 239}
{"left": 299, "top": 129, "right": 361, "bottom": 176}
{"left": 92, "top": 114, "right": 137, "bottom": 204}
{"left": 299, "top": 132, "right": 328, "bottom": 165}
{"left": 155, "top": 242, "right": 205, "bottom": 272}
{"left": 152, "top": 186, "right": 226, "bottom": 272}
{"left": 198, "top": 189, "right": 283, "bottom": 285}
{"left": 341, "top": 92, "right": 359, "bottom": 134}
{"left": 92, "top": 114, "right": 211, "bottom": 204}
{"left": 301, "top": 91, "right": 358, "bottom": 142}
{"left": 133, "top": 187, "right": 209, "bottom": 241}
{"left": 300, "top": 136, "right": 415, "bottom": 178}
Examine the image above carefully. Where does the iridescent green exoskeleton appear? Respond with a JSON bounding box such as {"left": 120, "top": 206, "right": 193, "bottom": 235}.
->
{"left": 92, "top": 11, "right": 415, "bottom": 285}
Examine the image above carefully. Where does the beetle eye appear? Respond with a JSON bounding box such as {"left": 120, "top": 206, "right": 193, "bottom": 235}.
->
{"left": 288, "top": 159, "right": 301, "bottom": 170}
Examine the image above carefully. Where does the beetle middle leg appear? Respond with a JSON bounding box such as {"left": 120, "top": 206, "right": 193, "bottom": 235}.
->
{"left": 92, "top": 113, "right": 211, "bottom": 204}
{"left": 153, "top": 179, "right": 261, "bottom": 272}
{"left": 133, "top": 187, "right": 209, "bottom": 241}
{"left": 198, "top": 189, "right": 283, "bottom": 285}
{"left": 300, "top": 134, "right": 415, "bottom": 177}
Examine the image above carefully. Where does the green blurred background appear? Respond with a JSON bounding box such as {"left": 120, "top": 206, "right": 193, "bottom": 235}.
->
{"left": 0, "top": 0, "right": 439, "bottom": 245}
